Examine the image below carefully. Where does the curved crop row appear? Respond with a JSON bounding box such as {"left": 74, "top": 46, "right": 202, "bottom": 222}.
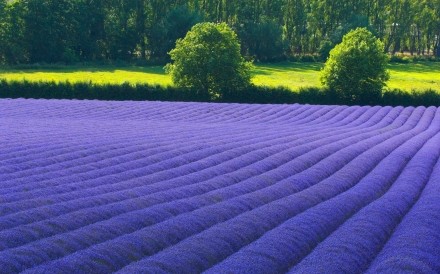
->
{"left": 0, "top": 99, "right": 438, "bottom": 273}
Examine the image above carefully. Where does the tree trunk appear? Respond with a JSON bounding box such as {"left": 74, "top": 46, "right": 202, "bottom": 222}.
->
{"left": 136, "top": 0, "right": 146, "bottom": 60}
{"left": 435, "top": 31, "right": 440, "bottom": 57}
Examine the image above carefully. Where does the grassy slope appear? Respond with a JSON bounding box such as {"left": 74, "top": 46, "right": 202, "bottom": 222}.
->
{"left": 1, "top": 62, "right": 439, "bottom": 92}
{"left": 253, "top": 62, "right": 440, "bottom": 92}
{"left": 0, "top": 66, "right": 172, "bottom": 86}
{"left": 252, "top": 62, "right": 322, "bottom": 89}
{"left": 386, "top": 62, "right": 440, "bottom": 91}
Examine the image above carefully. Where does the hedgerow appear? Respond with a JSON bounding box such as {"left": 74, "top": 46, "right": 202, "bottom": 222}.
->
{"left": 0, "top": 79, "right": 438, "bottom": 106}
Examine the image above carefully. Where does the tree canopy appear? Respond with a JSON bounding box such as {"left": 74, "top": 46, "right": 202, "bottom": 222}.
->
{"left": 166, "top": 22, "right": 252, "bottom": 98}
{"left": 0, "top": 0, "right": 439, "bottom": 64}
{"left": 321, "top": 28, "right": 390, "bottom": 104}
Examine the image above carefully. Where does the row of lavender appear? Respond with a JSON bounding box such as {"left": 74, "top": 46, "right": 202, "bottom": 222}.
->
{"left": 0, "top": 99, "right": 439, "bottom": 273}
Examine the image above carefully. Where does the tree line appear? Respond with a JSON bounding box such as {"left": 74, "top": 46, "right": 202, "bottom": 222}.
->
{"left": 1, "top": 0, "right": 439, "bottom": 64}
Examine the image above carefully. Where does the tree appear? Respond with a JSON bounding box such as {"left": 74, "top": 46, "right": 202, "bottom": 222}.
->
{"left": 102, "top": 0, "right": 138, "bottom": 61}
{"left": 2, "top": 0, "right": 440, "bottom": 65}
{"left": 321, "top": 28, "right": 389, "bottom": 104}
{"left": 165, "top": 22, "right": 253, "bottom": 98}
{"left": 24, "top": 0, "right": 79, "bottom": 63}
{"left": 147, "top": 4, "right": 202, "bottom": 61}
{"left": 0, "top": 1, "right": 27, "bottom": 64}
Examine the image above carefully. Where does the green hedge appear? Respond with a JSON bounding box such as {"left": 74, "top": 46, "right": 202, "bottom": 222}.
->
{"left": 0, "top": 79, "right": 438, "bottom": 106}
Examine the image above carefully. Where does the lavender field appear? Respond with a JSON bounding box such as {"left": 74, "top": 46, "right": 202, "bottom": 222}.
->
{"left": 0, "top": 98, "right": 439, "bottom": 273}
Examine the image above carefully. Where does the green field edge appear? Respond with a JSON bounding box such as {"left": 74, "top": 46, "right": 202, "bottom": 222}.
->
{"left": 1, "top": 61, "right": 439, "bottom": 94}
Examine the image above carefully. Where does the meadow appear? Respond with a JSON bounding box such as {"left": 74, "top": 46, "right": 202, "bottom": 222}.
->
{"left": 0, "top": 99, "right": 439, "bottom": 272}
{"left": 1, "top": 61, "right": 439, "bottom": 93}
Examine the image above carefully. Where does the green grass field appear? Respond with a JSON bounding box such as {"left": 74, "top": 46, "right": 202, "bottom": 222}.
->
{"left": 1, "top": 62, "right": 439, "bottom": 92}
{"left": 253, "top": 62, "right": 440, "bottom": 92}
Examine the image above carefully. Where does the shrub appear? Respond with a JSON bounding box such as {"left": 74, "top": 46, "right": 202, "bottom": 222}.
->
{"left": 318, "top": 39, "right": 333, "bottom": 61}
{"left": 382, "top": 88, "right": 440, "bottom": 107}
{"left": 321, "top": 28, "right": 389, "bottom": 105}
{"left": 165, "top": 22, "right": 253, "bottom": 99}
{"left": 389, "top": 55, "right": 411, "bottom": 63}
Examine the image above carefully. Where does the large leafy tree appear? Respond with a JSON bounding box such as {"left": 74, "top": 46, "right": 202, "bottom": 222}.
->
{"left": 24, "top": 0, "right": 79, "bottom": 63}
{"left": 166, "top": 22, "right": 252, "bottom": 98}
{"left": 321, "top": 28, "right": 390, "bottom": 104}
{"left": 147, "top": 4, "right": 201, "bottom": 61}
{"left": 0, "top": 1, "right": 27, "bottom": 64}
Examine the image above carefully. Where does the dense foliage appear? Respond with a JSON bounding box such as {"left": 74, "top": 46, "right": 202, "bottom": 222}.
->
{"left": 321, "top": 28, "right": 390, "bottom": 104}
{"left": 1, "top": 0, "right": 440, "bottom": 64}
{"left": 166, "top": 22, "right": 252, "bottom": 98}
{"left": 0, "top": 80, "right": 439, "bottom": 106}
{"left": 0, "top": 99, "right": 439, "bottom": 272}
